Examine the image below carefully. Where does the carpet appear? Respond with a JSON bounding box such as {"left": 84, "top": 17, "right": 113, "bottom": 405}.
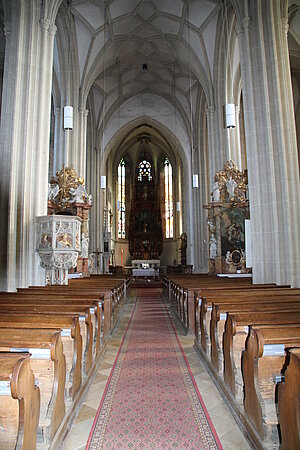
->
{"left": 86, "top": 289, "right": 223, "bottom": 449}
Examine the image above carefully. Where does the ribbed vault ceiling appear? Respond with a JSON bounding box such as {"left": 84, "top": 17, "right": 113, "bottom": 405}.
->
{"left": 53, "top": 1, "right": 300, "bottom": 149}
{"left": 66, "top": 0, "right": 221, "bottom": 133}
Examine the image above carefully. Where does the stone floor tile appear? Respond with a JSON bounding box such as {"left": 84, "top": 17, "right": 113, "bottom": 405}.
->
{"left": 220, "top": 426, "right": 253, "bottom": 450}
{"left": 62, "top": 426, "right": 89, "bottom": 450}
{"left": 74, "top": 404, "right": 97, "bottom": 424}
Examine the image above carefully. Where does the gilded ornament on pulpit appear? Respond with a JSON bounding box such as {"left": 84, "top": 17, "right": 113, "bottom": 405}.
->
{"left": 48, "top": 166, "right": 92, "bottom": 208}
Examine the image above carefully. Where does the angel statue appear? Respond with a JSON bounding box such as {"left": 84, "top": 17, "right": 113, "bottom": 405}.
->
{"left": 70, "top": 184, "right": 88, "bottom": 204}
{"left": 48, "top": 183, "right": 59, "bottom": 201}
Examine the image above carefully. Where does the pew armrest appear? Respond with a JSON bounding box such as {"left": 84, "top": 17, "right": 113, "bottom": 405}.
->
{"left": 0, "top": 352, "right": 40, "bottom": 450}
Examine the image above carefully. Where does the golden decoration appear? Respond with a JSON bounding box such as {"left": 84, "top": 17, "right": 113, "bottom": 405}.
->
{"left": 49, "top": 166, "right": 85, "bottom": 206}
{"left": 212, "top": 160, "right": 248, "bottom": 204}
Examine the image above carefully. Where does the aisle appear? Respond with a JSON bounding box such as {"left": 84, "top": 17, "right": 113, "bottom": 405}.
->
{"left": 63, "top": 288, "right": 252, "bottom": 450}
{"left": 87, "top": 288, "right": 221, "bottom": 449}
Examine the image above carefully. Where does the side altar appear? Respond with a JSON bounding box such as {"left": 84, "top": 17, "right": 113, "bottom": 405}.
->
{"left": 204, "top": 160, "right": 250, "bottom": 274}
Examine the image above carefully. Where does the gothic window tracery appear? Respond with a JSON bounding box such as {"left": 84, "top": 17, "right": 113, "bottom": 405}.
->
{"left": 164, "top": 158, "right": 173, "bottom": 238}
{"left": 117, "top": 158, "right": 126, "bottom": 239}
{"left": 138, "top": 160, "right": 152, "bottom": 181}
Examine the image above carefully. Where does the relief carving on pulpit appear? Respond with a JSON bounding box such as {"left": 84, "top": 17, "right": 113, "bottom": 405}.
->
{"left": 204, "top": 161, "right": 250, "bottom": 274}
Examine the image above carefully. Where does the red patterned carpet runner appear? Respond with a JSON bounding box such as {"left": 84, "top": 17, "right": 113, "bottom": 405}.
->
{"left": 86, "top": 289, "right": 223, "bottom": 449}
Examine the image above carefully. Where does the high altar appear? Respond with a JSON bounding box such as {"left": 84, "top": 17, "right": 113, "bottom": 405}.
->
{"left": 204, "top": 160, "right": 250, "bottom": 274}
{"left": 128, "top": 154, "right": 163, "bottom": 260}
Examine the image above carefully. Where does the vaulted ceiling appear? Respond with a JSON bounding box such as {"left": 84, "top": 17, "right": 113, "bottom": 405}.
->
{"left": 53, "top": 0, "right": 300, "bottom": 149}
{"left": 55, "top": 0, "right": 221, "bottom": 135}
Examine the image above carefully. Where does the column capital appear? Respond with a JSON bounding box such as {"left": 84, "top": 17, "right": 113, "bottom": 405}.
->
{"left": 4, "top": 22, "right": 11, "bottom": 37}
{"left": 242, "top": 17, "right": 251, "bottom": 30}
{"left": 235, "top": 23, "right": 243, "bottom": 37}
{"left": 39, "top": 18, "right": 50, "bottom": 31}
{"left": 79, "top": 107, "right": 89, "bottom": 118}
{"left": 54, "top": 107, "right": 61, "bottom": 117}
{"left": 281, "top": 18, "right": 289, "bottom": 35}
{"left": 236, "top": 17, "right": 251, "bottom": 38}
{"left": 40, "top": 17, "right": 57, "bottom": 36}
{"left": 205, "top": 106, "right": 214, "bottom": 116}
{"left": 48, "top": 23, "right": 57, "bottom": 37}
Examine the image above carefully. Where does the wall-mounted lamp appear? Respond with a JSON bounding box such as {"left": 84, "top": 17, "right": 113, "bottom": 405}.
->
{"left": 64, "top": 105, "right": 73, "bottom": 130}
{"left": 225, "top": 103, "right": 236, "bottom": 129}
{"left": 192, "top": 174, "right": 199, "bottom": 188}
{"left": 101, "top": 175, "right": 106, "bottom": 189}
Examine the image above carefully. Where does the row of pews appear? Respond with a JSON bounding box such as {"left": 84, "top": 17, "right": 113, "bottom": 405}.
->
{"left": 0, "top": 274, "right": 131, "bottom": 450}
{"left": 162, "top": 274, "right": 300, "bottom": 450}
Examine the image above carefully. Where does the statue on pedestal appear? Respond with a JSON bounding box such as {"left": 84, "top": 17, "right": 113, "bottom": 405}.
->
{"left": 180, "top": 233, "right": 187, "bottom": 265}
{"left": 209, "top": 234, "right": 217, "bottom": 259}
{"left": 226, "top": 176, "right": 237, "bottom": 199}
{"left": 212, "top": 181, "right": 220, "bottom": 202}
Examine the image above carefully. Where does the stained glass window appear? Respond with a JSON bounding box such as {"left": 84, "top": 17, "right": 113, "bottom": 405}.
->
{"left": 117, "top": 158, "right": 126, "bottom": 239}
{"left": 138, "top": 160, "right": 152, "bottom": 181}
{"left": 164, "top": 158, "right": 173, "bottom": 238}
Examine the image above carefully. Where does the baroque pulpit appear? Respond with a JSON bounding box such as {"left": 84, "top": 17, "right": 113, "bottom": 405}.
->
{"left": 47, "top": 167, "right": 92, "bottom": 275}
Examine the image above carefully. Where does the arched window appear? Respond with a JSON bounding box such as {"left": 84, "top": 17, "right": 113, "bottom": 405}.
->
{"left": 164, "top": 158, "right": 173, "bottom": 238}
{"left": 117, "top": 158, "right": 126, "bottom": 239}
{"left": 138, "top": 160, "right": 152, "bottom": 181}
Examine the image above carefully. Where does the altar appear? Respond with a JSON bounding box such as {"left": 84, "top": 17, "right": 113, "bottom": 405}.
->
{"left": 132, "top": 260, "right": 160, "bottom": 278}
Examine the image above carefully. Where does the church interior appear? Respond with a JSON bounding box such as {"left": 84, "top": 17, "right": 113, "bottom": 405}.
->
{"left": 0, "top": 1, "right": 300, "bottom": 449}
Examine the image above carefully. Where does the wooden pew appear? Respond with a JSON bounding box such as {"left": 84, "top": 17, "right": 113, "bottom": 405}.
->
{"left": 190, "top": 284, "right": 300, "bottom": 450}
{"left": 223, "top": 311, "right": 300, "bottom": 399}
{"left": 196, "top": 289, "right": 300, "bottom": 356}
{"left": 209, "top": 298, "right": 300, "bottom": 373}
{"left": 242, "top": 325, "right": 300, "bottom": 444}
{"left": 0, "top": 301, "right": 95, "bottom": 376}
{"left": 19, "top": 283, "right": 122, "bottom": 337}
{"left": 165, "top": 274, "right": 263, "bottom": 333}
{"left": 67, "top": 280, "right": 125, "bottom": 333}
{"left": 0, "top": 352, "right": 40, "bottom": 450}
{"left": 277, "top": 348, "right": 300, "bottom": 450}
{"left": 0, "top": 314, "right": 82, "bottom": 399}
{"left": 0, "top": 328, "right": 66, "bottom": 443}
{"left": 0, "top": 293, "right": 103, "bottom": 363}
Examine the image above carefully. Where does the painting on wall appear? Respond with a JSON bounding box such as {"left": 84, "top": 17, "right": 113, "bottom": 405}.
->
{"left": 220, "top": 208, "right": 246, "bottom": 256}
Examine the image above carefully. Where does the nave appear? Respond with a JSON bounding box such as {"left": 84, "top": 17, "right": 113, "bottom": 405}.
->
{"left": 1, "top": 274, "right": 299, "bottom": 450}
{"left": 63, "top": 287, "right": 251, "bottom": 450}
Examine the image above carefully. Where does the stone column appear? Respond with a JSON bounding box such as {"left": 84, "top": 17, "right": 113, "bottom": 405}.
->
{"left": 78, "top": 107, "right": 89, "bottom": 178}
{"left": 206, "top": 106, "right": 218, "bottom": 185}
{"left": 236, "top": 1, "right": 300, "bottom": 286}
{"left": 0, "top": 1, "right": 57, "bottom": 291}
{"left": 53, "top": 107, "right": 63, "bottom": 174}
